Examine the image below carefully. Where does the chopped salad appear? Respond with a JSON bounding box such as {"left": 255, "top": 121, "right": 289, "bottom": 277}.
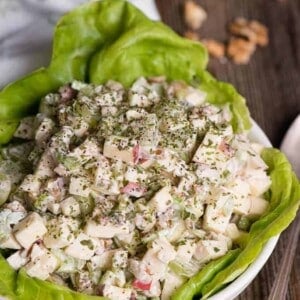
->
{"left": 0, "top": 77, "right": 271, "bottom": 300}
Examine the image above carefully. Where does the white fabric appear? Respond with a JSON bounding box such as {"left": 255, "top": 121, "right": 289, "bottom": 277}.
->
{"left": 280, "top": 115, "right": 300, "bottom": 177}
{"left": 125, "top": 0, "right": 160, "bottom": 20}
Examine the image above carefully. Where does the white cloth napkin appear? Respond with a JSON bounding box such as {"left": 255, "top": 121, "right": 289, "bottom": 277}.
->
{"left": 280, "top": 115, "right": 300, "bottom": 177}
{"left": 0, "top": 0, "right": 159, "bottom": 88}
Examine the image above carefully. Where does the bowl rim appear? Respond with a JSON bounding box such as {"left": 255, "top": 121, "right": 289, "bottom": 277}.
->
{"left": 209, "top": 119, "right": 279, "bottom": 300}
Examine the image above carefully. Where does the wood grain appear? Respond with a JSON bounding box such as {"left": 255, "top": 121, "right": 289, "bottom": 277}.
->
{"left": 155, "top": 0, "right": 300, "bottom": 299}
{"left": 268, "top": 216, "right": 300, "bottom": 300}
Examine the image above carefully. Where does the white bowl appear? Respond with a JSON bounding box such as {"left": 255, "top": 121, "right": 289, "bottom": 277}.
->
{"left": 209, "top": 120, "right": 279, "bottom": 300}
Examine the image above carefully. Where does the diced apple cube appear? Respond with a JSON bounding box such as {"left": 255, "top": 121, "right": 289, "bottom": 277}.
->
{"left": 69, "top": 177, "right": 91, "bottom": 197}
{"left": 138, "top": 114, "right": 159, "bottom": 147}
{"left": 44, "top": 216, "right": 79, "bottom": 249}
{"left": 7, "top": 249, "right": 29, "bottom": 270}
{"left": 190, "top": 117, "right": 206, "bottom": 132}
{"left": 228, "top": 179, "right": 251, "bottom": 215}
{"left": 47, "top": 202, "right": 61, "bottom": 215}
{"left": 0, "top": 209, "right": 26, "bottom": 248}
{"left": 184, "top": 88, "right": 206, "bottom": 107}
{"left": 0, "top": 233, "right": 21, "bottom": 249}
{"left": 24, "top": 249, "right": 59, "bottom": 280}
{"left": 184, "top": 132, "right": 198, "bottom": 157}
{"left": 64, "top": 233, "right": 99, "bottom": 260}
{"left": 193, "top": 239, "right": 228, "bottom": 263}
{"left": 176, "top": 240, "right": 197, "bottom": 262}
{"left": 13, "top": 116, "right": 36, "bottom": 139}
{"left": 159, "top": 117, "right": 187, "bottom": 133}
{"left": 177, "top": 172, "right": 197, "bottom": 195}
{"left": 112, "top": 250, "right": 128, "bottom": 269}
{"left": 128, "top": 259, "right": 146, "bottom": 281}
{"left": 124, "top": 166, "right": 148, "bottom": 183}
{"left": 246, "top": 169, "right": 271, "bottom": 196}
{"left": 19, "top": 175, "right": 41, "bottom": 196}
{"left": 125, "top": 109, "right": 147, "bottom": 121}
{"left": 69, "top": 138, "right": 100, "bottom": 162}
{"left": 94, "top": 156, "right": 111, "bottom": 185}
{"left": 102, "top": 285, "right": 132, "bottom": 300}
{"left": 198, "top": 130, "right": 224, "bottom": 149}
{"left": 84, "top": 220, "right": 130, "bottom": 238}
{"left": 215, "top": 232, "right": 233, "bottom": 249}
{"left": 167, "top": 220, "right": 186, "bottom": 243}
{"left": 143, "top": 280, "right": 161, "bottom": 298}
{"left": 100, "top": 270, "right": 126, "bottom": 287}
{"left": 248, "top": 196, "right": 269, "bottom": 218}
{"left": 30, "top": 243, "right": 47, "bottom": 260}
{"left": 247, "top": 153, "right": 268, "bottom": 170}
{"left": 95, "top": 90, "right": 123, "bottom": 106}
{"left": 250, "top": 143, "right": 264, "bottom": 155}
{"left": 134, "top": 208, "right": 156, "bottom": 233}
{"left": 233, "top": 197, "right": 251, "bottom": 215}
{"left": 45, "top": 177, "right": 65, "bottom": 200}
{"left": 35, "top": 118, "right": 56, "bottom": 146}
{"left": 184, "top": 195, "right": 204, "bottom": 218}
{"left": 229, "top": 178, "right": 250, "bottom": 197}
{"left": 90, "top": 250, "right": 116, "bottom": 270}
{"left": 140, "top": 248, "right": 167, "bottom": 281}
{"left": 193, "top": 127, "right": 233, "bottom": 164}
{"left": 93, "top": 156, "right": 122, "bottom": 195}
{"left": 115, "top": 231, "right": 135, "bottom": 245}
{"left": 101, "top": 106, "right": 118, "bottom": 116}
{"left": 161, "top": 271, "right": 185, "bottom": 300}
{"left": 94, "top": 179, "right": 121, "bottom": 196}
{"left": 0, "top": 173, "right": 11, "bottom": 205}
{"left": 4, "top": 201, "right": 26, "bottom": 213}
{"left": 71, "top": 117, "right": 89, "bottom": 137}
{"left": 195, "top": 165, "right": 222, "bottom": 186}
{"left": 204, "top": 205, "right": 232, "bottom": 234}
{"left": 60, "top": 197, "right": 80, "bottom": 217}
{"left": 148, "top": 186, "right": 173, "bottom": 214}
{"left": 103, "top": 136, "right": 136, "bottom": 164}
{"left": 35, "top": 150, "right": 55, "bottom": 179}
{"left": 153, "top": 237, "right": 176, "bottom": 263}
{"left": 155, "top": 149, "right": 187, "bottom": 177}
{"left": 193, "top": 146, "right": 226, "bottom": 169}
{"left": 225, "top": 223, "right": 243, "bottom": 240}
{"left": 13, "top": 212, "right": 47, "bottom": 249}
{"left": 203, "top": 189, "right": 234, "bottom": 233}
{"left": 129, "top": 93, "right": 151, "bottom": 107}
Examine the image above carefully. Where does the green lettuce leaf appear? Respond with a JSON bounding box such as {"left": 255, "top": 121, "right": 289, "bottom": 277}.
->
{"left": 0, "top": 255, "right": 17, "bottom": 299}
{"left": 0, "top": 1, "right": 298, "bottom": 299}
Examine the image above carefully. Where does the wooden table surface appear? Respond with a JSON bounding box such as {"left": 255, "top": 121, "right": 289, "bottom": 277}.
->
{"left": 155, "top": 0, "right": 300, "bottom": 299}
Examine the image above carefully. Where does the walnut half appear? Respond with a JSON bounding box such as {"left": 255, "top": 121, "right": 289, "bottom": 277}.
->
{"left": 184, "top": 0, "right": 207, "bottom": 30}
{"left": 202, "top": 39, "right": 225, "bottom": 59}
{"left": 227, "top": 38, "right": 256, "bottom": 64}
{"left": 229, "top": 18, "right": 269, "bottom": 47}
